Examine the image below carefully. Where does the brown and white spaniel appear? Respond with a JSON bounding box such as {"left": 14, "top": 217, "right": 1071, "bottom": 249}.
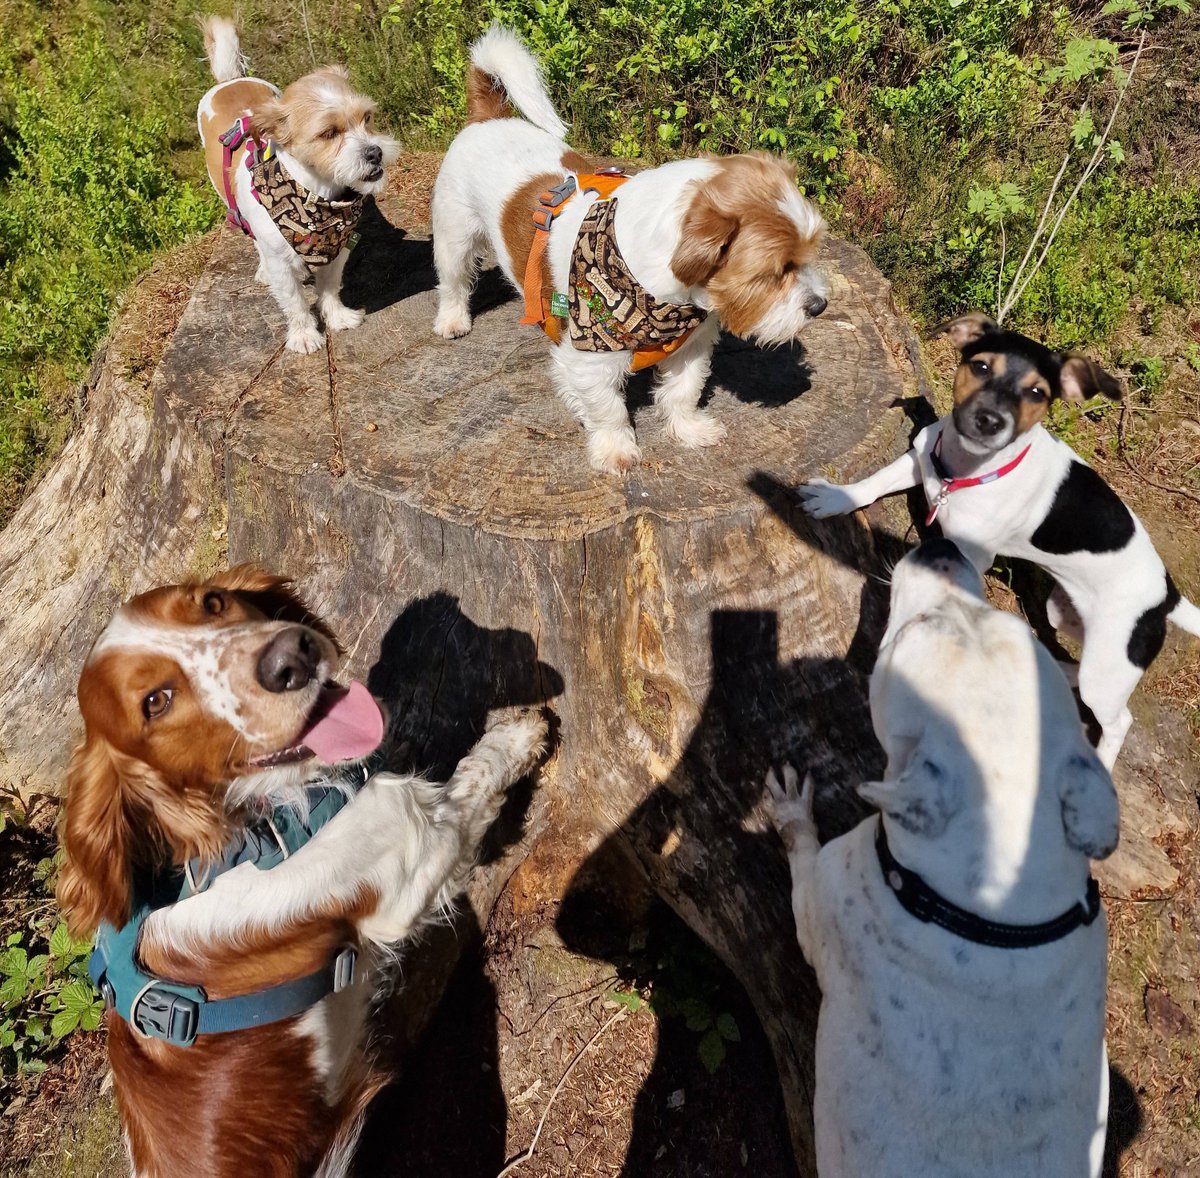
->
{"left": 57, "top": 566, "right": 547, "bottom": 1177}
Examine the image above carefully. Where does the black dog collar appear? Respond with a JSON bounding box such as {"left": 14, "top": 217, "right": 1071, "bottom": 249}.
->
{"left": 875, "top": 820, "right": 1101, "bottom": 949}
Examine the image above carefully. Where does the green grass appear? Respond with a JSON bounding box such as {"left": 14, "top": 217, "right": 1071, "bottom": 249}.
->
{"left": 0, "top": 0, "right": 1197, "bottom": 524}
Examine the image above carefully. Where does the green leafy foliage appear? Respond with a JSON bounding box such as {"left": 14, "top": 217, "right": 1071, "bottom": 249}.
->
{"left": 608, "top": 929, "right": 745, "bottom": 1075}
{"left": 1, "top": 916, "right": 101, "bottom": 1080}
{"left": 0, "top": 2, "right": 219, "bottom": 521}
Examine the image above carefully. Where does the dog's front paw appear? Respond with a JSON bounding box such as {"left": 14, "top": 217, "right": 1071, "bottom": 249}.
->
{"left": 286, "top": 321, "right": 326, "bottom": 355}
{"left": 764, "top": 764, "right": 815, "bottom": 844}
{"left": 323, "top": 302, "right": 366, "bottom": 332}
{"left": 487, "top": 709, "right": 551, "bottom": 777}
{"left": 434, "top": 306, "right": 473, "bottom": 340}
{"left": 588, "top": 428, "right": 642, "bottom": 475}
{"left": 794, "top": 480, "right": 861, "bottom": 519}
{"left": 666, "top": 411, "right": 728, "bottom": 449}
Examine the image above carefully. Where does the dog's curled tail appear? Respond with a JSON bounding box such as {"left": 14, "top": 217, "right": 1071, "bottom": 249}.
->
{"left": 1170, "top": 594, "right": 1200, "bottom": 637}
{"left": 466, "top": 24, "right": 567, "bottom": 139}
{"left": 201, "top": 15, "right": 248, "bottom": 83}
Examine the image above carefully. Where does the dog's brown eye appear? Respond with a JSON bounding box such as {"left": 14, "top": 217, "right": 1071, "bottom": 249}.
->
{"left": 970, "top": 359, "right": 990, "bottom": 376}
{"left": 364, "top": 111, "right": 373, "bottom": 126}
{"left": 782, "top": 261, "right": 797, "bottom": 276}
{"left": 203, "top": 590, "right": 227, "bottom": 616}
{"left": 1030, "top": 386, "right": 1048, "bottom": 400}
{"left": 321, "top": 126, "right": 340, "bottom": 140}
{"left": 143, "top": 688, "right": 173, "bottom": 721}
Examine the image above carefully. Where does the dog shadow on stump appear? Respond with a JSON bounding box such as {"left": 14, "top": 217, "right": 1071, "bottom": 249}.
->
{"left": 555, "top": 484, "right": 895, "bottom": 1175}
{"left": 556, "top": 603, "right": 882, "bottom": 1176}
{"left": 353, "top": 592, "right": 563, "bottom": 1178}
{"left": 342, "top": 204, "right": 517, "bottom": 319}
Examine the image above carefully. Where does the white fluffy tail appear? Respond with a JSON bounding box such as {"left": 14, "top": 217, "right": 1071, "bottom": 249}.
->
{"left": 468, "top": 25, "right": 567, "bottom": 139}
{"left": 1170, "top": 594, "right": 1200, "bottom": 637}
{"left": 201, "top": 15, "right": 248, "bottom": 83}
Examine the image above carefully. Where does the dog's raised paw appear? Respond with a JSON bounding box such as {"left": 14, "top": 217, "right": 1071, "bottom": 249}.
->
{"left": 485, "top": 711, "right": 550, "bottom": 775}
{"left": 795, "top": 481, "right": 859, "bottom": 519}
{"left": 764, "top": 764, "right": 815, "bottom": 836}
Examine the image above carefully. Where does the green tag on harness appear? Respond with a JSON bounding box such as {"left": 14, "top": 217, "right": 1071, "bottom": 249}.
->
{"left": 346, "top": 231, "right": 362, "bottom": 252}
{"left": 549, "top": 291, "right": 569, "bottom": 317}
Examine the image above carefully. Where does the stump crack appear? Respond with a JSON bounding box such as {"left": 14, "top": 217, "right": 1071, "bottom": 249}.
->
{"left": 326, "top": 335, "right": 346, "bottom": 479}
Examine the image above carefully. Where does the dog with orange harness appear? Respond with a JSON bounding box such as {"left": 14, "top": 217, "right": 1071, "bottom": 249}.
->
{"left": 431, "top": 26, "right": 829, "bottom": 474}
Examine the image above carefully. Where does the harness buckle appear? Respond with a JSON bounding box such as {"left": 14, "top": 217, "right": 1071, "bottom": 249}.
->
{"left": 132, "top": 984, "right": 200, "bottom": 1046}
{"left": 219, "top": 118, "right": 250, "bottom": 150}
{"left": 333, "top": 947, "right": 358, "bottom": 993}
{"left": 538, "top": 176, "right": 578, "bottom": 208}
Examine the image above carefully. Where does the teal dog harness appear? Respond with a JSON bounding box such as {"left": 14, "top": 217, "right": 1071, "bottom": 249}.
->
{"left": 89, "top": 760, "right": 380, "bottom": 1048}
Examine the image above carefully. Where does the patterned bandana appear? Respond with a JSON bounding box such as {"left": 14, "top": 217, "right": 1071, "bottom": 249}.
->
{"left": 566, "top": 198, "right": 707, "bottom": 353}
{"left": 249, "top": 152, "right": 365, "bottom": 267}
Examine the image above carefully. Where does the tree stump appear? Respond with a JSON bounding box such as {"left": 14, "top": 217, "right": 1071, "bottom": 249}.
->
{"left": 0, "top": 198, "right": 930, "bottom": 1169}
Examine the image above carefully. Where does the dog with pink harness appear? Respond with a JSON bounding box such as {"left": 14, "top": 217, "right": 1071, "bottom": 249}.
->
{"left": 196, "top": 16, "right": 398, "bottom": 355}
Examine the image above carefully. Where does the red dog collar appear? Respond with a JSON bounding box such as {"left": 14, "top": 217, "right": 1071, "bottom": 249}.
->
{"left": 926, "top": 431, "right": 1032, "bottom": 525}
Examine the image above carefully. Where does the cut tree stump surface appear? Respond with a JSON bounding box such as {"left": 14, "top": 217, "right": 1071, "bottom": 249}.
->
{"left": 3, "top": 190, "right": 1193, "bottom": 1174}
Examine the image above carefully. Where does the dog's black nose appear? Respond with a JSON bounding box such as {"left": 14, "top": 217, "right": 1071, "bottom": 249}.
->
{"left": 913, "top": 538, "right": 968, "bottom": 569}
{"left": 804, "top": 294, "right": 827, "bottom": 318}
{"left": 974, "top": 408, "right": 1005, "bottom": 436}
{"left": 364, "top": 144, "right": 383, "bottom": 166}
{"left": 257, "top": 627, "right": 320, "bottom": 693}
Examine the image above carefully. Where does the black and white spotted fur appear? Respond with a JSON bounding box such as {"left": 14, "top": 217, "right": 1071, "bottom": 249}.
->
{"left": 797, "top": 313, "right": 1200, "bottom": 769}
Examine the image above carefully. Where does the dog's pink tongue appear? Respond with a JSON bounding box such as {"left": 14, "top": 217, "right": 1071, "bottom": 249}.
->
{"left": 301, "top": 681, "right": 384, "bottom": 763}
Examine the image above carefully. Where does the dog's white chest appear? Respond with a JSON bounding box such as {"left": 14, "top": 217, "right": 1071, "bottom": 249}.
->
{"left": 808, "top": 825, "right": 1109, "bottom": 1177}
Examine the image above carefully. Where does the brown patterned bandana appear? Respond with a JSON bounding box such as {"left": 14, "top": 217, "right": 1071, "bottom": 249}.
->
{"left": 249, "top": 151, "right": 365, "bottom": 268}
{"left": 566, "top": 198, "right": 707, "bottom": 354}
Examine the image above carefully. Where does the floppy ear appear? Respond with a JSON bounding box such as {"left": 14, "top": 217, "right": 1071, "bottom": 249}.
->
{"left": 56, "top": 739, "right": 135, "bottom": 936}
{"left": 928, "top": 312, "right": 999, "bottom": 351}
{"left": 1058, "top": 354, "right": 1123, "bottom": 404}
{"left": 1058, "top": 749, "right": 1119, "bottom": 860}
{"left": 670, "top": 185, "right": 740, "bottom": 288}
{"left": 210, "top": 564, "right": 339, "bottom": 647}
{"left": 857, "top": 735, "right": 965, "bottom": 838}
{"left": 250, "top": 97, "right": 291, "bottom": 145}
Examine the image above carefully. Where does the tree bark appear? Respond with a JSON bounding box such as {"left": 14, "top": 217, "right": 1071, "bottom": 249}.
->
{"left": 0, "top": 202, "right": 930, "bottom": 1168}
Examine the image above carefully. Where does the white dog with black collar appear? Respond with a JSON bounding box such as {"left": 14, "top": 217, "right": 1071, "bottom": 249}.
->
{"left": 766, "top": 539, "right": 1117, "bottom": 1178}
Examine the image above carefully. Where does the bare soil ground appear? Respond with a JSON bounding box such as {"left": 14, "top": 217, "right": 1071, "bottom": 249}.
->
{"left": 3, "top": 157, "right": 1198, "bottom": 1176}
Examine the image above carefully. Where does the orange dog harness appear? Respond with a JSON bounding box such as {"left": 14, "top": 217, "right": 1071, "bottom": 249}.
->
{"left": 520, "top": 171, "right": 705, "bottom": 371}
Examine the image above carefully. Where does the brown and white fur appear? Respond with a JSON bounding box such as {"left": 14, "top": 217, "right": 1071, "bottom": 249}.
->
{"left": 431, "top": 25, "right": 828, "bottom": 473}
{"left": 57, "top": 566, "right": 547, "bottom": 1177}
{"left": 197, "top": 16, "right": 398, "bottom": 355}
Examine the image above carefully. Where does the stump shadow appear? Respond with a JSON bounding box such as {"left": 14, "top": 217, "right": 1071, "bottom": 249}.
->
{"left": 354, "top": 593, "right": 563, "bottom": 1178}
{"left": 556, "top": 502, "right": 1141, "bottom": 1174}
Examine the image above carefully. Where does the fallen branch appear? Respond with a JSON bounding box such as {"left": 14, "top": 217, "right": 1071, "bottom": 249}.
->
{"left": 1116, "top": 401, "right": 1200, "bottom": 505}
{"left": 998, "top": 30, "right": 1147, "bottom": 323}
{"left": 496, "top": 1007, "right": 628, "bottom": 1177}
